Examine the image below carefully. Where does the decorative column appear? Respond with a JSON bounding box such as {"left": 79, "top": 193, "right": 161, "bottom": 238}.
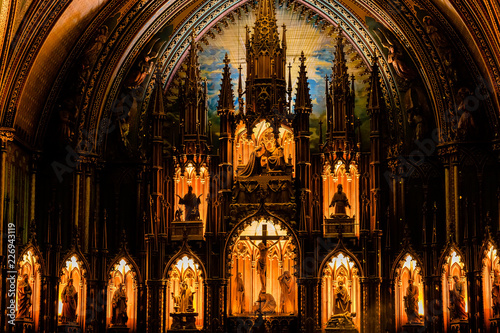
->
{"left": 0, "top": 128, "right": 14, "bottom": 332}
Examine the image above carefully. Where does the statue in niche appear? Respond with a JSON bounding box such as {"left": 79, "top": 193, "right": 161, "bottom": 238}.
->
{"left": 174, "top": 207, "right": 183, "bottom": 221}
{"left": 58, "top": 99, "right": 79, "bottom": 143}
{"left": 239, "top": 135, "right": 287, "bottom": 177}
{"left": 492, "top": 269, "right": 500, "bottom": 317}
{"left": 124, "top": 38, "right": 166, "bottom": 89}
{"left": 456, "top": 87, "right": 477, "bottom": 140}
{"left": 374, "top": 28, "right": 416, "bottom": 81}
{"left": 177, "top": 186, "right": 202, "bottom": 220}
{"left": 449, "top": 275, "right": 467, "bottom": 321}
{"left": 278, "top": 271, "right": 293, "bottom": 313}
{"left": 252, "top": 290, "right": 277, "bottom": 314}
{"left": 404, "top": 279, "right": 421, "bottom": 323}
{"left": 17, "top": 274, "right": 32, "bottom": 319}
{"left": 329, "top": 184, "right": 351, "bottom": 216}
{"left": 175, "top": 280, "right": 195, "bottom": 313}
{"left": 326, "top": 276, "right": 357, "bottom": 330}
{"left": 111, "top": 283, "right": 128, "bottom": 326}
{"left": 334, "top": 278, "right": 351, "bottom": 315}
{"left": 61, "top": 278, "right": 78, "bottom": 323}
{"left": 246, "top": 236, "right": 283, "bottom": 291}
{"left": 235, "top": 272, "right": 245, "bottom": 313}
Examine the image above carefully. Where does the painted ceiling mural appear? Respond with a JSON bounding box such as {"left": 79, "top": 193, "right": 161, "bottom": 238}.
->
{"left": 179, "top": 3, "right": 371, "bottom": 149}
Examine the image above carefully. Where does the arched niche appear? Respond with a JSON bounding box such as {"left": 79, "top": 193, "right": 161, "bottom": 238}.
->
{"left": 482, "top": 242, "right": 500, "bottom": 329}
{"left": 16, "top": 246, "right": 44, "bottom": 329}
{"left": 233, "top": 120, "right": 295, "bottom": 176}
{"left": 440, "top": 247, "right": 467, "bottom": 331}
{"left": 226, "top": 217, "right": 298, "bottom": 316}
{"left": 164, "top": 253, "right": 205, "bottom": 330}
{"left": 392, "top": 253, "right": 425, "bottom": 329}
{"left": 57, "top": 253, "right": 89, "bottom": 328}
{"left": 174, "top": 160, "right": 209, "bottom": 224}
{"left": 320, "top": 250, "right": 362, "bottom": 330}
{"left": 107, "top": 256, "right": 140, "bottom": 332}
{"left": 322, "top": 161, "right": 360, "bottom": 236}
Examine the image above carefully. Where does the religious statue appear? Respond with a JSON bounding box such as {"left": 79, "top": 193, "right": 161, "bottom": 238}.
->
{"left": 177, "top": 281, "right": 195, "bottom": 313}
{"left": 246, "top": 236, "right": 283, "bottom": 291}
{"left": 111, "top": 283, "right": 128, "bottom": 326}
{"left": 17, "top": 274, "right": 32, "bottom": 319}
{"left": 492, "top": 270, "right": 500, "bottom": 317}
{"left": 449, "top": 276, "right": 467, "bottom": 321}
{"left": 329, "top": 184, "right": 351, "bottom": 215}
{"left": 334, "top": 278, "right": 351, "bottom": 315}
{"left": 124, "top": 38, "right": 166, "bottom": 89}
{"left": 278, "top": 271, "right": 293, "bottom": 313}
{"left": 374, "top": 28, "right": 416, "bottom": 81}
{"left": 177, "top": 186, "right": 202, "bottom": 220}
{"left": 61, "top": 278, "right": 78, "bottom": 323}
{"left": 239, "top": 136, "right": 287, "bottom": 177}
{"left": 235, "top": 272, "right": 245, "bottom": 314}
{"left": 456, "top": 87, "right": 476, "bottom": 140}
{"left": 404, "top": 279, "right": 420, "bottom": 323}
{"left": 252, "top": 290, "right": 277, "bottom": 314}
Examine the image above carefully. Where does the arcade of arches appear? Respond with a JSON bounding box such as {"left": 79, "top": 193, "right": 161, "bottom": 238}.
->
{"left": 0, "top": 0, "right": 499, "bottom": 332}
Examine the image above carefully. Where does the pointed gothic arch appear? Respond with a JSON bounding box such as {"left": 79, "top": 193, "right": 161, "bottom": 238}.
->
{"left": 481, "top": 239, "right": 500, "bottom": 330}
{"left": 319, "top": 243, "right": 363, "bottom": 330}
{"left": 163, "top": 241, "right": 206, "bottom": 330}
{"left": 16, "top": 244, "right": 45, "bottom": 330}
{"left": 57, "top": 251, "right": 90, "bottom": 329}
{"left": 439, "top": 244, "right": 468, "bottom": 332}
{"left": 391, "top": 250, "right": 425, "bottom": 329}
{"left": 107, "top": 252, "right": 142, "bottom": 332}
{"left": 224, "top": 208, "right": 300, "bottom": 318}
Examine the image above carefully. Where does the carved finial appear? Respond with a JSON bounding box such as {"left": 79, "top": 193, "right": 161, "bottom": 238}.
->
{"left": 217, "top": 54, "right": 234, "bottom": 112}
{"left": 182, "top": 226, "right": 189, "bottom": 242}
{"left": 294, "top": 51, "right": 312, "bottom": 111}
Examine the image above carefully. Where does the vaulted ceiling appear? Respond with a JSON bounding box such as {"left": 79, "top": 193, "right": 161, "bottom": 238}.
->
{"left": 1, "top": 0, "right": 498, "bottom": 153}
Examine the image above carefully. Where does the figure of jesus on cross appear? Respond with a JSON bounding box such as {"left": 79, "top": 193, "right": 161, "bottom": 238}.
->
{"left": 246, "top": 224, "right": 283, "bottom": 292}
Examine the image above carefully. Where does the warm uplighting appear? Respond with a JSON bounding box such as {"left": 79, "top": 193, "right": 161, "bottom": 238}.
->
{"left": 450, "top": 251, "right": 463, "bottom": 268}
{"left": 175, "top": 256, "right": 198, "bottom": 272}
{"left": 116, "top": 259, "right": 131, "bottom": 276}
{"left": 66, "top": 255, "right": 79, "bottom": 271}
{"left": 328, "top": 252, "right": 355, "bottom": 271}
{"left": 239, "top": 218, "right": 288, "bottom": 237}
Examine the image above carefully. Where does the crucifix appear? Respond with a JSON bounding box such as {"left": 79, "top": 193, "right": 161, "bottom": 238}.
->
{"left": 246, "top": 224, "right": 283, "bottom": 292}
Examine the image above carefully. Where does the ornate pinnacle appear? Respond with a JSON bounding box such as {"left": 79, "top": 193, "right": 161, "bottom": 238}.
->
{"left": 217, "top": 53, "right": 235, "bottom": 113}
{"left": 294, "top": 52, "right": 312, "bottom": 111}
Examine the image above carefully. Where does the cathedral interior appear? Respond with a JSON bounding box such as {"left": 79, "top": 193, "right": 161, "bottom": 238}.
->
{"left": 0, "top": 0, "right": 500, "bottom": 332}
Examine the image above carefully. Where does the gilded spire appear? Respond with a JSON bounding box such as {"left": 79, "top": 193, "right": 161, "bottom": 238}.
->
{"left": 217, "top": 53, "right": 235, "bottom": 113}
{"left": 257, "top": 0, "right": 276, "bottom": 21}
{"left": 295, "top": 52, "right": 312, "bottom": 112}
